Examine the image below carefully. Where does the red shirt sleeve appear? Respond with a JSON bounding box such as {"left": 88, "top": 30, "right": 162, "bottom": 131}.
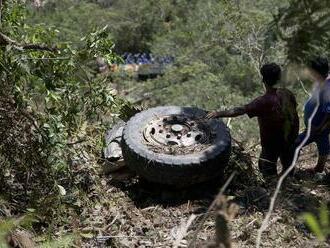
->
{"left": 244, "top": 96, "right": 267, "bottom": 118}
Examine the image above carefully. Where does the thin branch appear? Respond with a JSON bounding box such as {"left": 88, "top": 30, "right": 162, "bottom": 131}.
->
{"left": 256, "top": 84, "right": 321, "bottom": 248}
{"left": 20, "top": 57, "right": 70, "bottom": 60}
{"left": 226, "top": 117, "right": 232, "bottom": 128}
{"left": 21, "top": 43, "right": 57, "bottom": 52}
{"left": 297, "top": 75, "right": 311, "bottom": 96}
{"left": 173, "top": 214, "right": 197, "bottom": 248}
{"left": 188, "top": 171, "right": 236, "bottom": 248}
{"left": 67, "top": 138, "right": 87, "bottom": 146}
{"left": 0, "top": 0, "right": 2, "bottom": 26}
{"left": 0, "top": 32, "right": 57, "bottom": 52}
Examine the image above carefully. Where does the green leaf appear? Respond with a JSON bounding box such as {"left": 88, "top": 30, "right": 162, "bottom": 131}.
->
{"left": 319, "top": 203, "right": 329, "bottom": 228}
{"left": 26, "top": 208, "right": 36, "bottom": 213}
{"left": 303, "top": 213, "right": 325, "bottom": 241}
{"left": 80, "top": 232, "right": 94, "bottom": 239}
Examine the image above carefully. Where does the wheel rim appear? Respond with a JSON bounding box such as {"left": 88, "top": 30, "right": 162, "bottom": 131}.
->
{"left": 143, "top": 114, "right": 216, "bottom": 154}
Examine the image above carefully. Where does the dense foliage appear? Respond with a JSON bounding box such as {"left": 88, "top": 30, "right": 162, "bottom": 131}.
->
{"left": 272, "top": 0, "right": 330, "bottom": 62}
{"left": 0, "top": 0, "right": 329, "bottom": 245}
{"left": 0, "top": 0, "right": 122, "bottom": 238}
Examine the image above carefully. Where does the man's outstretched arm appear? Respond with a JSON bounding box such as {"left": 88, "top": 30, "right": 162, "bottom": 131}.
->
{"left": 206, "top": 106, "right": 246, "bottom": 119}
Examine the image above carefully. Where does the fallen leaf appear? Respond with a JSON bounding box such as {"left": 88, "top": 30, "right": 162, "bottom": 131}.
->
{"left": 57, "top": 185, "right": 66, "bottom": 196}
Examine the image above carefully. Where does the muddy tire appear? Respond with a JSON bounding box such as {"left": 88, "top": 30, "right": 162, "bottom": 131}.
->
{"left": 122, "top": 106, "right": 231, "bottom": 187}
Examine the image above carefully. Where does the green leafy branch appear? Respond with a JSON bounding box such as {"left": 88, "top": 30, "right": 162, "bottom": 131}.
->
{"left": 303, "top": 203, "right": 330, "bottom": 241}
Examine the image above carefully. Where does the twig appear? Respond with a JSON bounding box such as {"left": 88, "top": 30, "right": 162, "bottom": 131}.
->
{"left": 173, "top": 214, "right": 197, "bottom": 248}
{"left": 108, "top": 214, "right": 119, "bottom": 226}
{"left": 246, "top": 142, "right": 260, "bottom": 153}
{"left": 67, "top": 138, "right": 87, "bottom": 146}
{"left": 246, "top": 219, "right": 258, "bottom": 228}
{"left": 0, "top": 32, "right": 57, "bottom": 52}
{"left": 188, "top": 171, "right": 236, "bottom": 248}
{"left": 96, "top": 235, "right": 143, "bottom": 241}
{"left": 0, "top": 0, "right": 2, "bottom": 26}
{"left": 19, "top": 43, "right": 57, "bottom": 51}
{"left": 256, "top": 84, "right": 320, "bottom": 248}
{"left": 248, "top": 154, "right": 277, "bottom": 164}
{"left": 297, "top": 75, "right": 311, "bottom": 96}
{"left": 20, "top": 57, "right": 70, "bottom": 60}
{"left": 226, "top": 118, "right": 232, "bottom": 128}
{"left": 231, "top": 137, "right": 246, "bottom": 151}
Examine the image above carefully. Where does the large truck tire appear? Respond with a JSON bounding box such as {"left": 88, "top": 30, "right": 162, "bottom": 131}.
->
{"left": 122, "top": 106, "right": 231, "bottom": 187}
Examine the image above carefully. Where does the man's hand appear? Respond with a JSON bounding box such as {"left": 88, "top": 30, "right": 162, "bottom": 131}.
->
{"left": 205, "top": 111, "right": 220, "bottom": 119}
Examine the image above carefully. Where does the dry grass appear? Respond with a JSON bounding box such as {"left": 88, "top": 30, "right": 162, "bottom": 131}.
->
{"left": 74, "top": 145, "right": 329, "bottom": 248}
{"left": 1, "top": 135, "right": 329, "bottom": 247}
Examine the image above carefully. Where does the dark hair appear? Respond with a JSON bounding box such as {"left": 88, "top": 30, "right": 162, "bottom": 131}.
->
{"left": 260, "top": 63, "right": 281, "bottom": 86}
{"left": 308, "top": 56, "right": 329, "bottom": 78}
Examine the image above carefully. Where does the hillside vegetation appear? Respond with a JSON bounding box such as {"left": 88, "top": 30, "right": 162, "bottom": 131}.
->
{"left": 0, "top": 0, "right": 329, "bottom": 247}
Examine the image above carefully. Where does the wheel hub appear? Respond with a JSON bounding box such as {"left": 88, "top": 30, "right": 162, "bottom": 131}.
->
{"left": 171, "top": 124, "right": 184, "bottom": 133}
{"left": 143, "top": 115, "right": 214, "bottom": 152}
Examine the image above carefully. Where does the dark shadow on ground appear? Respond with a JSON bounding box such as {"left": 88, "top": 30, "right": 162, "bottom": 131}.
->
{"left": 233, "top": 169, "right": 329, "bottom": 214}
{"left": 106, "top": 163, "right": 329, "bottom": 215}
{"left": 279, "top": 170, "right": 330, "bottom": 214}
{"left": 108, "top": 171, "right": 226, "bottom": 209}
{"left": 106, "top": 145, "right": 261, "bottom": 210}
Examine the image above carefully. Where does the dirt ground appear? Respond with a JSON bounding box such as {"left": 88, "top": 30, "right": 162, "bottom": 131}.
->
{"left": 80, "top": 144, "right": 330, "bottom": 248}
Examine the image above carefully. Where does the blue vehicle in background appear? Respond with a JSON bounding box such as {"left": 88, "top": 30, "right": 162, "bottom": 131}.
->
{"left": 118, "top": 53, "right": 174, "bottom": 80}
{"left": 122, "top": 52, "right": 174, "bottom": 65}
